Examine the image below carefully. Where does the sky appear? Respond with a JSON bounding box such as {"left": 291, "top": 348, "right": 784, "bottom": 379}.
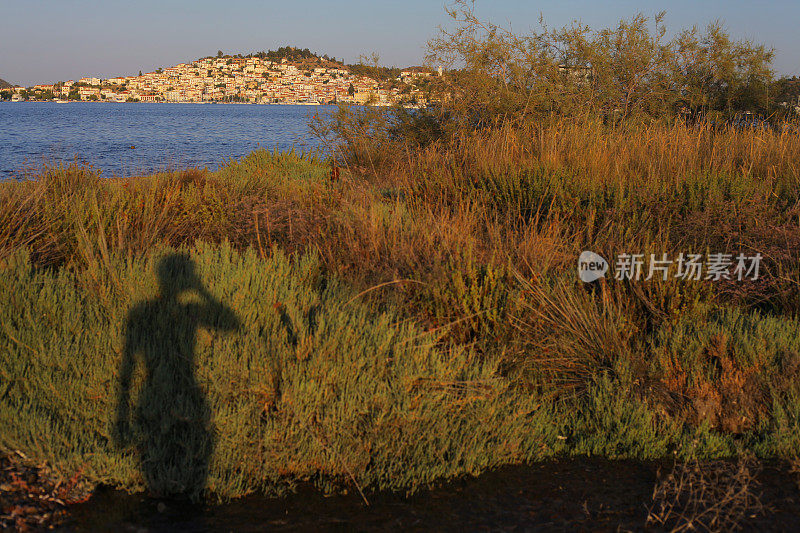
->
{"left": 2, "top": 0, "right": 800, "bottom": 87}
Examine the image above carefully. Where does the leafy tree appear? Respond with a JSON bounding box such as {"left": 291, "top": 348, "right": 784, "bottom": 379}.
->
{"left": 673, "top": 22, "right": 774, "bottom": 117}
{"left": 772, "top": 76, "right": 800, "bottom": 107}
{"left": 265, "top": 46, "right": 319, "bottom": 63}
{"left": 423, "top": 0, "right": 775, "bottom": 126}
{"left": 348, "top": 53, "right": 401, "bottom": 82}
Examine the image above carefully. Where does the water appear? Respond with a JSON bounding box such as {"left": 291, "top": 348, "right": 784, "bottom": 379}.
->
{"left": 0, "top": 102, "right": 329, "bottom": 178}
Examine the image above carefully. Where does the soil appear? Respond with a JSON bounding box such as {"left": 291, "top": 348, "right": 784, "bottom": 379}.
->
{"left": 0, "top": 452, "right": 91, "bottom": 531}
{"left": 4, "top": 454, "right": 800, "bottom": 532}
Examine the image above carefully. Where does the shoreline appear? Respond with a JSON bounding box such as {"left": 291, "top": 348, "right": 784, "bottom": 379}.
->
{"left": 0, "top": 100, "right": 412, "bottom": 109}
{"left": 1, "top": 100, "right": 330, "bottom": 106}
{"left": 0, "top": 100, "right": 408, "bottom": 107}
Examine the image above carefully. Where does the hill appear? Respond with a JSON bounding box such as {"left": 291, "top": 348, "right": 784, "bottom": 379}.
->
{"left": 0, "top": 78, "right": 13, "bottom": 89}
{"left": 211, "top": 46, "right": 343, "bottom": 67}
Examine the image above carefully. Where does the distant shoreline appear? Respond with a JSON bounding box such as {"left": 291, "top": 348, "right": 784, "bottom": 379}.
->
{"left": 0, "top": 100, "right": 416, "bottom": 108}
{"left": 0, "top": 100, "right": 332, "bottom": 106}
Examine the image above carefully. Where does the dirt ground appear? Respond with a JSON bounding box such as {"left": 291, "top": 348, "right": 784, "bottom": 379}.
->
{"left": 0, "top": 452, "right": 92, "bottom": 531}
{"left": 4, "top": 454, "right": 800, "bottom": 532}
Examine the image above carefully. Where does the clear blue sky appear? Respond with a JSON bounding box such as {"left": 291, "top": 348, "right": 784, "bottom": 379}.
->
{"left": 3, "top": 0, "right": 799, "bottom": 86}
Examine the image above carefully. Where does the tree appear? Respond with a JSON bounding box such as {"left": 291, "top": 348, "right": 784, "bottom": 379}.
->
{"left": 772, "top": 76, "right": 800, "bottom": 110}
{"left": 217, "top": 50, "right": 224, "bottom": 58}
{"left": 265, "top": 45, "right": 320, "bottom": 63}
{"left": 424, "top": 1, "right": 775, "bottom": 125}
{"left": 348, "top": 83, "right": 355, "bottom": 96}
{"left": 139, "top": 70, "right": 143, "bottom": 76}
{"left": 672, "top": 22, "right": 774, "bottom": 117}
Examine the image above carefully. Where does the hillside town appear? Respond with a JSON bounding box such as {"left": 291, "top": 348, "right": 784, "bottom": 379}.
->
{"left": 1, "top": 52, "right": 438, "bottom": 106}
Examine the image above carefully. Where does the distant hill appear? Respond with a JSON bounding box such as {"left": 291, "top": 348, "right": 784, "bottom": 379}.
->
{"left": 0, "top": 78, "right": 13, "bottom": 90}
{"left": 210, "top": 46, "right": 336, "bottom": 64}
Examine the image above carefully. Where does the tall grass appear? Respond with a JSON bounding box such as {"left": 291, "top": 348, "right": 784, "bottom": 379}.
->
{"left": 3, "top": 242, "right": 800, "bottom": 501}
{"left": 2, "top": 123, "right": 800, "bottom": 498}
{"left": 0, "top": 243, "right": 551, "bottom": 499}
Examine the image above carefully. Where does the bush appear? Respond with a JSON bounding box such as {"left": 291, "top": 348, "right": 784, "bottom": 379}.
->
{"left": 648, "top": 307, "right": 800, "bottom": 435}
{"left": 0, "top": 243, "right": 551, "bottom": 499}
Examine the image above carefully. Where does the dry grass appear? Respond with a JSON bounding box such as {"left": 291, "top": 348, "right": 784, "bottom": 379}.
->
{"left": 3, "top": 119, "right": 800, "bottom": 436}
{"left": 647, "top": 456, "right": 764, "bottom": 532}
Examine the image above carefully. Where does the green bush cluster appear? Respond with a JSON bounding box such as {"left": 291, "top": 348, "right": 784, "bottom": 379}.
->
{"left": 0, "top": 243, "right": 550, "bottom": 499}
{"left": 3, "top": 240, "right": 800, "bottom": 500}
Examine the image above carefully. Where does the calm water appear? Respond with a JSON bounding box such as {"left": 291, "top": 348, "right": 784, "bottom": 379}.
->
{"left": 0, "top": 102, "right": 329, "bottom": 178}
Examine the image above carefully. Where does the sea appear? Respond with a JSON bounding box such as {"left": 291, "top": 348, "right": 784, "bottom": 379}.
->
{"left": 0, "top": 101, "right": 330, "bottom": 178}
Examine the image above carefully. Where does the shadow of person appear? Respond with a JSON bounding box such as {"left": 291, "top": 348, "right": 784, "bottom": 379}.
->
{"left": 113, "top": 253, "right": 239, "bottom": 499}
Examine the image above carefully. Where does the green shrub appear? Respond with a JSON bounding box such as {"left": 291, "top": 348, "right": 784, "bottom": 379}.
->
{"left": 6, "top": 241, "right": 799, "bottom": 502}
{"left": 0, "top": 243, "right": 551, "bottom": 499}
{"left": 647, "top": 308, "right": 800, "bottom": 434}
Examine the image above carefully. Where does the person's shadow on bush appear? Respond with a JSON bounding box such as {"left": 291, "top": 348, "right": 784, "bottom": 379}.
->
{"left": 113, "top": 254, "right": 239, "bottom": 499}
